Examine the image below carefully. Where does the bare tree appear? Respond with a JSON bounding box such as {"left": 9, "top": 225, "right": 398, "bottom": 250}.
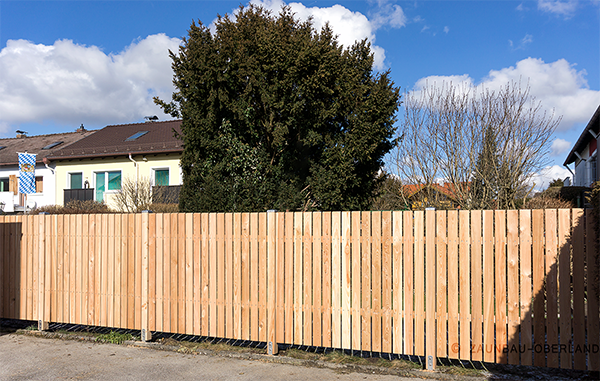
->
{"left": 393, "top": 80, "right": 560, "bottom": 209}
{"left": 112, "top": 176, "right": 153, "bottom": 213}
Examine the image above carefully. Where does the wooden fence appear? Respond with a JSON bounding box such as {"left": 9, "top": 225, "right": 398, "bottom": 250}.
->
{"left": 0, "top": 210, "right": 598, "bottom": 370}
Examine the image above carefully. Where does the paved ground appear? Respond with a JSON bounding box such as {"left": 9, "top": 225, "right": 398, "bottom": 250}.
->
{"left": 0, "top": 332, "right": 432, "bottom": 381}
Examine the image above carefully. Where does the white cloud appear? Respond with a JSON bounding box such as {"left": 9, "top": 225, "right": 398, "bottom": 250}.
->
{"left": 443, "top": 26, "right": 450, "bottom": 34}
{"left": 0, "top": 34, "right": 181, "bottom": 132}
{"left": 412, "top": 58, "right": 600, "bottom": 132}
{"left": 537, "top": 0, "right": 578, "bottom": 17}
{"left": 529, "top": 165, "right": 572, "bottom": 190}
{"left": 248, "top": 0, "right": 404, "bottom": 70}
{"left": 550, "top": 138, "right": 572, "bottom": 156}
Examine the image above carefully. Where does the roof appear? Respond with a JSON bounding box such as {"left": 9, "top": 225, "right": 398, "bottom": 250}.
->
{"left": 403, "top": 182, "right": 464, "bottom": 200}
{"left": 0, "top": 129, "right": 97, "bottom": 167}
{"left": 564, "top": 105, "right": 600, "bottom": 165}
{"left": 48, "top": 120, "right": 183, "bottom": 161}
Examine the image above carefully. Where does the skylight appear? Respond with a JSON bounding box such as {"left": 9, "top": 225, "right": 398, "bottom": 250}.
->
{"left": 0, "top": 146, "right": 5, "bottom": 151}
{"left": 125, "top": 131, "right": 149, "bottom": 141}
{"left": 42, "top": 141, "right": 63, "bottom": 150}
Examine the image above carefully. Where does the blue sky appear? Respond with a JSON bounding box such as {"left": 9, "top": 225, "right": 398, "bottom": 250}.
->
{"left": 1, "top": 0, "right": 599, "bottom": 187}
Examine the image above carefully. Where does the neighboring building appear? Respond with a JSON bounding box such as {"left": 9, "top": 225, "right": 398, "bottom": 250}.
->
{"left": 564, "top": 105, "right": 599, "bottom": 187}
{"left": 47, "top": 120, "right": 183, "bottom": 209}
{"left": 0, "top": 126, "right": 95, "bottom": 212}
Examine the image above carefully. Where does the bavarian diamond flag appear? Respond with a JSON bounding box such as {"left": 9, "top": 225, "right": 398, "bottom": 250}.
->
{"left": 18, "top": 152, "right": 36, "bottom": 194}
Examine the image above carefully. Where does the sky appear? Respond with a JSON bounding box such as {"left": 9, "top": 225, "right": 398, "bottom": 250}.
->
{"left": 0, "top": 0, "right": 599, "bottom": 189}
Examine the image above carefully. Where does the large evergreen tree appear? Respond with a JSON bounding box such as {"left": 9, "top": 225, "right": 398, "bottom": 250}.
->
{"left": 156, "top": 5, "right": 400, "bottom": 212}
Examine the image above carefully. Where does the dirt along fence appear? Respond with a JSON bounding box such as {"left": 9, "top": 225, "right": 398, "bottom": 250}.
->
{"left": 0, "top": 210, "right": 598, "bottom": 370}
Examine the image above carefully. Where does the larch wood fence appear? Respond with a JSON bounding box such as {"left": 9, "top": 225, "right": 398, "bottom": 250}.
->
{"left": 0, "top": 210, "right": 598, "bottom": 370}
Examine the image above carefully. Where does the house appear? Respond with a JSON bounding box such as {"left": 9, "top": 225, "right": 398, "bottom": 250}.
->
{"left": 564, "top": 105, "right": 599, "bottom": 187}
{"left": 402, "top": 182, "right": 462, "bottom": 210}
{"left": 0, "top": 126, "right": 96, "bottom": 212}
{"left": 47, "top": 119, "right": 183, "bottom": 209}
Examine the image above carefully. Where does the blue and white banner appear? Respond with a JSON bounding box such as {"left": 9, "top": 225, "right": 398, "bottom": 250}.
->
{"left": 18, "top": 152, "right": 36, "bottom": 194}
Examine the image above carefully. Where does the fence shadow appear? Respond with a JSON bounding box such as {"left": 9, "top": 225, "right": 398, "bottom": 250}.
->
{"left": 0, "top": 220, "right": 24, "bottom": 322}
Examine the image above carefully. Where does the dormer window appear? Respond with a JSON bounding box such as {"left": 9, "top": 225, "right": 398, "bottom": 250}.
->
{"left": 125, "top": 131, "right": 149, "bottom": 141}
{"left": 42, "top": 141, "right": 63, "bottom": 150}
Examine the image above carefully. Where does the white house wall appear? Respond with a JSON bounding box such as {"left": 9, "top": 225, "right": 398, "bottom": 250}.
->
{"left": 0, "top": 164, "right": 57, "bottom": 209}
{"left": 54, "top": 153, "right": 182, "bottom": 208}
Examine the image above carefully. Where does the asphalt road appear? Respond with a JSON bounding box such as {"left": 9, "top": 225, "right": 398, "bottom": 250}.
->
{"left": 0, "top": 332, "right": 423, "bottom": 381}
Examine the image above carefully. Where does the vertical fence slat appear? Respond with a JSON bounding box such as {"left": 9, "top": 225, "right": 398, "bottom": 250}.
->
{"left": 545, "top": 210, "right": 559, "bottom": 368}
{"left": 436, "top": 211, "right": 447, "bottom": 358}
{"left": 382, "top": 211, "right": 393, "bottom": 355}
{"left": 231, "top": 213, "right": 240, "bottom": 339}
{"left": 558, "top": 209, "right": 572, "bottom": 369}
{"left": 403, "top": 210, "right": 414, "bottom": 355}
{"left": 414, "top": 211, "right": 425, "bottom": 356}
{"left": 372, "top": 211, "right": 382, "bottom": 353}
{"left": 164, "top": 214, "right": 173, "bottom": 333}
{"left": 342, "top": 211, "right": 352, "bottom": 350}
{"left": 519, "top": 210, "right": 533, "bottom": 366}
{"left": 447, "top": 211, "right": 459, "bottom": 359}
{"left": 293, "top": 212, "right": 302, "bottom": 345}
{"left": 586, "top": 209, "right": 599, "bottom": 371}
{"left": 532, "top": 209, "right": 545, "bottom": 367}
{"left": 241, "top": 213, "right": 250, "bottom": 340}
{"left": 312, "top": 212, "right": 322, "bottom": 347}
{"left": 208, "top": 213, "right": 217, "bottom": 336}
{"left": 215, "top": 213, "right": 225, "bottom": 338}
{"left": 192, "top": 213, "right": 201, "bottom": 336}
{"left": 361, "top": 211, "right": 371, "bottom": 352}
{"left": 331, "top": 211, "right": 342, "bottom": 349}
{"left": 352, "top": 211, "right": 362, "bottom": 351}
{"left": 201, "top": 213, "right": 209, "bottom": 336}
{"left": 304, "top": 212, "right": 313, "bottom": 347}
{"left": 177, "top": 214, "right": 186, "bottom": 333}
{"left": 495, "top": 210, "right": 507, "bottom": 364}
{"left": 250, "top": 213, "right": 259, "bottom": 341}
{"left": 459, "top": 210, "right": 470, "bottom": 361}
{"left": 506, "top": 210, "right": 520, "bottom": 365}
{"left": 113, "top": 215, "right": 122, "bottom": 328}
{"left": 482, "top": 210, "right": 495, "bottom": 363}
{"left": 572, "top": 209, "right": 585, "bottom": 370}
{"left": 185, "top": 213, "right": 193, "bottom": 335}
{"left": 277, "top": 212, "right": 286, "bottom": 345}
{"left": 148, "top": 214, "right": 156, "bottom": 333}
{"left": 18, "top": 216, "right": 26, "bottom": 319}
{"left": 392, "top": 211, "right": 403, "bottom": 355}
{"left": 425, "top": 210, "right": 436, "bottom": 368}
{"left": 284, "top": 212, "right": 294, "bottom": 344}
{"left": 322, "top": 212, "right": 332, "bottom": 348}
{"left": 470, "top": 210, "right": 482, "bottom": 362}
{"left": 257, "top": 213, "right": 267, "bottom": 342}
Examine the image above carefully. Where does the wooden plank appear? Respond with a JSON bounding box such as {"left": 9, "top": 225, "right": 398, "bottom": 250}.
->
{"left": 71, "top": 215, "right": 78, "bottom": 324}
{"left": 0, "top": 217, "right": 3, "bottom": 319}
{"left": 94, "top": 215, "right": 102, "bottom": 327}
{"left": 403, "top": 210, "right": 414, "bottom": 355}
{"left": 127, "top": 214, "right": 136, "bottom": 329}
{"left": 585, "top": 209, "right": 599, "bottom": 371}
{"left": 532, "top": 209, "right": 545, "bottom": 367}
{"left": 209, "top": 213, "right": 217, "bottom": 336}
{"left": 383, "top": 211, "right": 395, "bottom": 353}
{"left": 9, "top": 216, "right": 17, "bottom": 320}
{"left": 519, "top": 210, "right": 533, "bottom": 366}
{"left": 193, "top": 213, "right": 201, "bottom": 336}
{"left": 27, "top": 216, "right": 36, "bottom": 321}
{"left": 332, "top": 211, "right": 342, "bottom": 349}
{"left": 322, "top": 212, "right": 332, "bottom": 348}
{"left": 215, "top": 213, "right": 225, "bottom": 337}
{"left": 413, "top": 210, "right": 425, "bottom": 357}
{"left": 572, "top": 209, "right": 585, "bottom": 370}
{"left": 506, "top": 210, "right": 520, "bottom": 365}
{"left": 470, "top": 210, "right": 483, "bottom": 362}
{"left": 425, "top": 209, "right": 436, "bottom": 368}
{"left": 201, "top": 213, "right": 209, "bottom": 336}
{"left": 266, "top": 211, "right": 278, "bottom": 354}
{"left": 360, "top": 211, "right": 371, "bottom": 352}
{"left": 107, "top": 214, "right": 115, "bottom": 328}
{"left": 120, "top": 215, "right": 128, "bottom": 329}
{"left": 372, "top": 211, "right": 382, "bottom": 353}
{"left": 495, "top": 210, "right": 507, "bottom": 364}
{"left": 258, "top": 212, "right": 267, "bottom": 342}
{"left": 312, "top": 212, "right": 323, "bottom": 347}
{"left": 178, "top": 213, "right": 186, "bottom": 333}
{"left": 241, "top": 213, "right": 250, "bottom": 340}
{"left": 156, "top": 214, "right": 165, "bottom": 333}
{"left": 352, "top": 211, "right": 362, "bottom": 352}
{"left": 250, "top": 213, "right": 259, "bottom": 341}
{"left": 112, "top": 215, "right": 122, "bottom": 328}
{"left": 135, "top": 214, "right": 143, "bottom": 330}
{"left": 141, "top": 212, "right": 151, "bottom": 341}
{"left": 303, "top": 212, "right": 313, "bottom": 347}
{"left": 482, "top": 210, "right": 495, "bottom": 363}
{"left": 81, "top": 215, "right": 89, "bottom": 326}
{"left": 185, "top": 213, "right": 194, "bottom": 335}
{"left": 459, "top": 210, "right": 470, "bottom": 361}
{"left": 276, "top": 212, "right": 285, "bottom": 345}
{"left": 342, "top": 211, "right": 352, "bottom": 350}
{"left": 435, "top": 211, "right": 447, "bottom": 358}
{"left": 558, "top": 209, "right": 572, "bottom": 369}
{"left": 284, "top": 212, "right": 294, "bottom": 344}
{"left": 447, "top": 210, "right": 459, "bottom": 359}
{"left": 293, "top": 212, "right": 303, "bottom": 345}
{"left": 545, "top": 209, "right": 559, "bottom": 368}
{"left": 229, "top": 213, "right": 238, "bottom": 339}
{"left": 18, "top": 216, "right": 26, "bottom": 319}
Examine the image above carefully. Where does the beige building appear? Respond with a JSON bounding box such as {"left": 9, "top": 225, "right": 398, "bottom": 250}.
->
{"left": 48, "top": 120, "right": 183, "bottom": 210}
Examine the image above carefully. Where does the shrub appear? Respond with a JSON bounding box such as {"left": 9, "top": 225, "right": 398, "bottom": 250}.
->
{"left": 523, "top": 194, "right": 574, "bottom": 209}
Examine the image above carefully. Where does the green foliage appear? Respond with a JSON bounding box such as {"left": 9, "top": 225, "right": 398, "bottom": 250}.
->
{"left": 156, "top": 5, "right": 400, "bottom": 212}
{"left": 548, "top": 178, "right": 564, "bottom": 188}
{"left": 96, "top": 331, "right": 135, "bottom": 344}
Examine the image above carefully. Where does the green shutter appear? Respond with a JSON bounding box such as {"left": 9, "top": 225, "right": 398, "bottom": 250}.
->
{"left": 71, "top": 173, "right": 82, "bottom": 189}
{"left": 155, "top": 169, "right": 169, "bottom": 186}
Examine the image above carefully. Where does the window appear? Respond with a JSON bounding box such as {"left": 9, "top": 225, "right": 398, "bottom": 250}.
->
{"left": 42, "top": 141, "right": 63, "bottom": 150}
{"left": 0, "top": 178, "right": 8, "bottom": 192}
{"left": 95, "top": 171, "right": 121, "bottom": 202}
{"left": 70, "top": 173, "right": 83, "bottom": 189}
{"left": 154, "top": 169, "right": 169, "bottom": 186}
{"left": 125, "top": 131, "right": 149, "bottom": 141}
{"left": 35, "top": 176, "right": 43, "bottom": 193}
